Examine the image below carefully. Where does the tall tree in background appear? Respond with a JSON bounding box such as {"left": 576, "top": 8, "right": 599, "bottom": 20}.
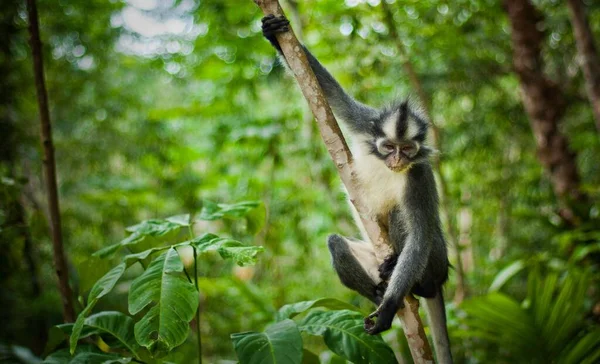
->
{"left": 26, "top": 0, "right": 75, "bottom": 323}
{"left": 504, "top": 0, "right": 587, "bottom": 225}
{"left": 0, "top": 0, "right": 46, "bottom": 352}
{"left": 566, "top": 0, "right": 600, "bottom": 133}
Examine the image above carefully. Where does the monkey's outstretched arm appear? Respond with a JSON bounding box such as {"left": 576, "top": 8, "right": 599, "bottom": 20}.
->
{"left": 262, "top": 15, "right": 377, "bottom": 131}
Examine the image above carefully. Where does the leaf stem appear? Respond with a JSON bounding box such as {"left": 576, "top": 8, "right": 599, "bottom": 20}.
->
{"left": 189, "top": 222, "right": 202, "bottom": 364}
{"left": 193, "top": 245, "right": 202, "bottom": 364}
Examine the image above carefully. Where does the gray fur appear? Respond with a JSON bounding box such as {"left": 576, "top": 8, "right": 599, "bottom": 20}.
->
{"left": 302, "top": 48, "right": 379, "bottom": 132}
{"left": 424, "top": 288, "right": 453, "bottom": 364}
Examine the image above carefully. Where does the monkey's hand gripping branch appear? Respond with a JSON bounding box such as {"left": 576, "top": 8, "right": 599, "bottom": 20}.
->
{"left": 253, "top": 0, "right": 433, "bottom": 362}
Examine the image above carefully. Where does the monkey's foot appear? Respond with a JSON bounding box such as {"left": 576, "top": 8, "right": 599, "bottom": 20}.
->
{"left": 374, "top": 281, "right": 387, "bottom": 305}
{"left": 378, "top": 254, "right": 398, "bottom": 281}
{"left": 364, "top": 300, "right": 403, "bottom": 335}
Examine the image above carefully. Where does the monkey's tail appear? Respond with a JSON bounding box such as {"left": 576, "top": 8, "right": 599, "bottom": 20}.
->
{"left": 423, "top": 289, "right": 453, "bottom": 364}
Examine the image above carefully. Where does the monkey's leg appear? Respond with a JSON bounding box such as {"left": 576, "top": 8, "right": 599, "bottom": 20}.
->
{"left": 327, "top": 234, "right": 385, "bottom": 304}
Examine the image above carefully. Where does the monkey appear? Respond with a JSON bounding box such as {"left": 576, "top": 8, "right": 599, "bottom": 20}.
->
{"left": 262, "top": 15, "right": 452, "bottom": 363}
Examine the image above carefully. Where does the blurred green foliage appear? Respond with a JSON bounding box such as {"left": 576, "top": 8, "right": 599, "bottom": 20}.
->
{"left": 1, "top": 0, "right": 599, "bottom": 363}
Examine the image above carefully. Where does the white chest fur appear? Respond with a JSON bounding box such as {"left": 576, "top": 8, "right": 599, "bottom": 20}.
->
{"left": 352, "top": 147, "right": 407, "bottom": 218}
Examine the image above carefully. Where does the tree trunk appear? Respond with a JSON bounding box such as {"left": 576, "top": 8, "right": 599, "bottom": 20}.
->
{"left": 566, "top": 0, "right": 600, "bottom": 133}
{"left": 504, "top": 0, "right": 586, "bottom": 225}
{"left": 26, "top": 0, "right": 75, "bottom": 323}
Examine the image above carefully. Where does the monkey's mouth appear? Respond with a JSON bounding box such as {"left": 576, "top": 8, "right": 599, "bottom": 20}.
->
{"left": 385, "top": 156, "right": 411, "bottom": 172}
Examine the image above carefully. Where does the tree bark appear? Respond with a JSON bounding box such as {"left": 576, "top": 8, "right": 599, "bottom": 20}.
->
{"left": 566, "top": 0, "right": 600, "bottom": 133}
{"left": 26, "top": 0, "right": 75, "bottom": 323}
{"left": 254, "top": 1, "right": 433, "bottom": 362}
{"left": 504, "top": 0, "right": 586, "bottom": 225}
{"left": 380, "top": 0, "right": 468, "bottom": 304}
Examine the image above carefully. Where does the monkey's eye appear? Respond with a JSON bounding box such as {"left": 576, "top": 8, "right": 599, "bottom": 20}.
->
{"left": 400, "top": 144, "right": 417, "bottom": 158}
{"left": 382, "top": 142, "right": 395, "bottom": 154}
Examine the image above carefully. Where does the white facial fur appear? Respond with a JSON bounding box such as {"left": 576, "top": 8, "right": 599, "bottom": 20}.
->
{"left": 405, "top": 115, "right": 421, "bottom": 140}
{"left": 381, "top": 110, "right": 400, "bottom": 141}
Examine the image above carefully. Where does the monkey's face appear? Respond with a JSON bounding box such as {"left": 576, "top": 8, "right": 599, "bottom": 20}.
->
{"left": 368, "top": 102, "right": 430, "bottom": 173}
{"left": 378, "top": 140, "right": 418, "bottom": 172}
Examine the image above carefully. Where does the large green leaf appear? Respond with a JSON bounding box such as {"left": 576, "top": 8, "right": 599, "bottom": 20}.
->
{"left": 44, "top": 346, "right": 131, "bottom": 364}
{"left": 462, "top": 292, "right": 538, "bottom": 354}
{"left": 93, "top": 216, "right": 186, "bottom": 258}
{"left": 298, "top": 310, "right": 397, "bottom": 364}
{"left": 198, "top": 200, "right": 260, "bottom": 220}
{"left": 462, "top": 269, "right": 598, "bottom": 362}
{"left": 83, "top": 312, "right": 139, "bottom": 356}
{"left": 488, "top": 259, "right": 526, "bottom": 292}
{"left": 75, "top": 255, "right": 114, "bottom": 295}
{"left": 558, "top": 328, "right": 600, "bottom": 364}
{"left": 215, "top": 242, "right": 264, "bottom": 266}
{"left": 70, "top": 263, "right": 126, "bottom": 353}
{"left": 128, "top": 248, "right": 198, "bottom": 356}
{"left": 301, "top": 350, "right": 320, "bottom": 364}
{"left": 276, "top": 298, "right": 364, "bottom": 321}
{"left": 231, "top": 319, "right": 303, "bottom": 364}
{"left": 189, "top": 233, "right": 264, "bottom": 266}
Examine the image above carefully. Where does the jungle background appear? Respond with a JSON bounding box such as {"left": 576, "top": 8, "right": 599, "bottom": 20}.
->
{"left": 1, "top": 0, "right": 600, "bottom": 363}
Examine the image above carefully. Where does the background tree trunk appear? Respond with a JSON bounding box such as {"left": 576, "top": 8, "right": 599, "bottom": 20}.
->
{"left": 504, "top": 0, "right": 587, "bottom": 225}
{"left": 566, "top": 0, "right": 600, "bottom": 133}
{"left": 27, "top": 0, "right": 75, "bottom": 323}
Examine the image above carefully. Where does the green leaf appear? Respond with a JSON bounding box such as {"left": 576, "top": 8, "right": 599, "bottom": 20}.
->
{"left": 165, "top": 214, "right": 191, "bottom": 226}
{"left": 70, "top": 353, "right": 131, "bottom": 364}
{"left": 199, "top": 200, "right": 260, "bottom": 221}
{"left": 570, "top": 242, "right": 600, "bottom": 263}
{"left": 488, "top": 260, "right": 526, "bottom": 292}
{"left": 70, "top": 263, "right": 126, "bottom": 354}
{"left": 301, "top": 349, "right": 320, "bottom": 364}
{"left": 43, "top": 348, "right": 72, "bottom": 364}
{"left": 560, "top": 328, "right": 600, "bottom": 364}
{"left": 82, "top": 312, "right": 139, "bottom": 356}
{"left": 44, "top": 326, "right": 70, "bottom": 357}
{"left": 128, "top": 248, "right": 198, "bottom": 356}
{"left": 276, "top": 298, "right": 364, "bottom": 321}
{"left": 75, "top": 256, "right": 113, "bottom": 294}
{"left": 188, "top": 233, "right": 264, "bottom": 266}
{"left": 44, "top": 346, "right": 130, "bottom": 364}
{"left": 93, "top": 218, "right": 184, "bottom": 258}
{"left": 231, "top": 319, "right": 303, "bottom": 364}
{"left": 123, "top": 246, "right": 171, "bottom": 264}
{"left": 462, "top": 292, "right": 537, "bottom": 354}
{"left": 217, "top": 244, "right": 264, "bottom": 266}
{"left": 298, "top": 310, "right": 396, "bottom": 364}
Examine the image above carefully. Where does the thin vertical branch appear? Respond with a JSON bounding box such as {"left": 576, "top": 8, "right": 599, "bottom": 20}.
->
{"left": 193, "top": 246, "right": 202, "bottom": 364}
{"left": 254, "top": 0, "right": 433, "bottom": 361}
{"left": 566, "top": 0, "right": 600, "bottom": 133}
{"left": 380, "top": 1, "right": 467, "bottom": 303}
{"left": 26, "top": 0, "right": 75, "bottom": 323}
{"left": 187, "top": 225, "right": 203, "bottom": 364}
